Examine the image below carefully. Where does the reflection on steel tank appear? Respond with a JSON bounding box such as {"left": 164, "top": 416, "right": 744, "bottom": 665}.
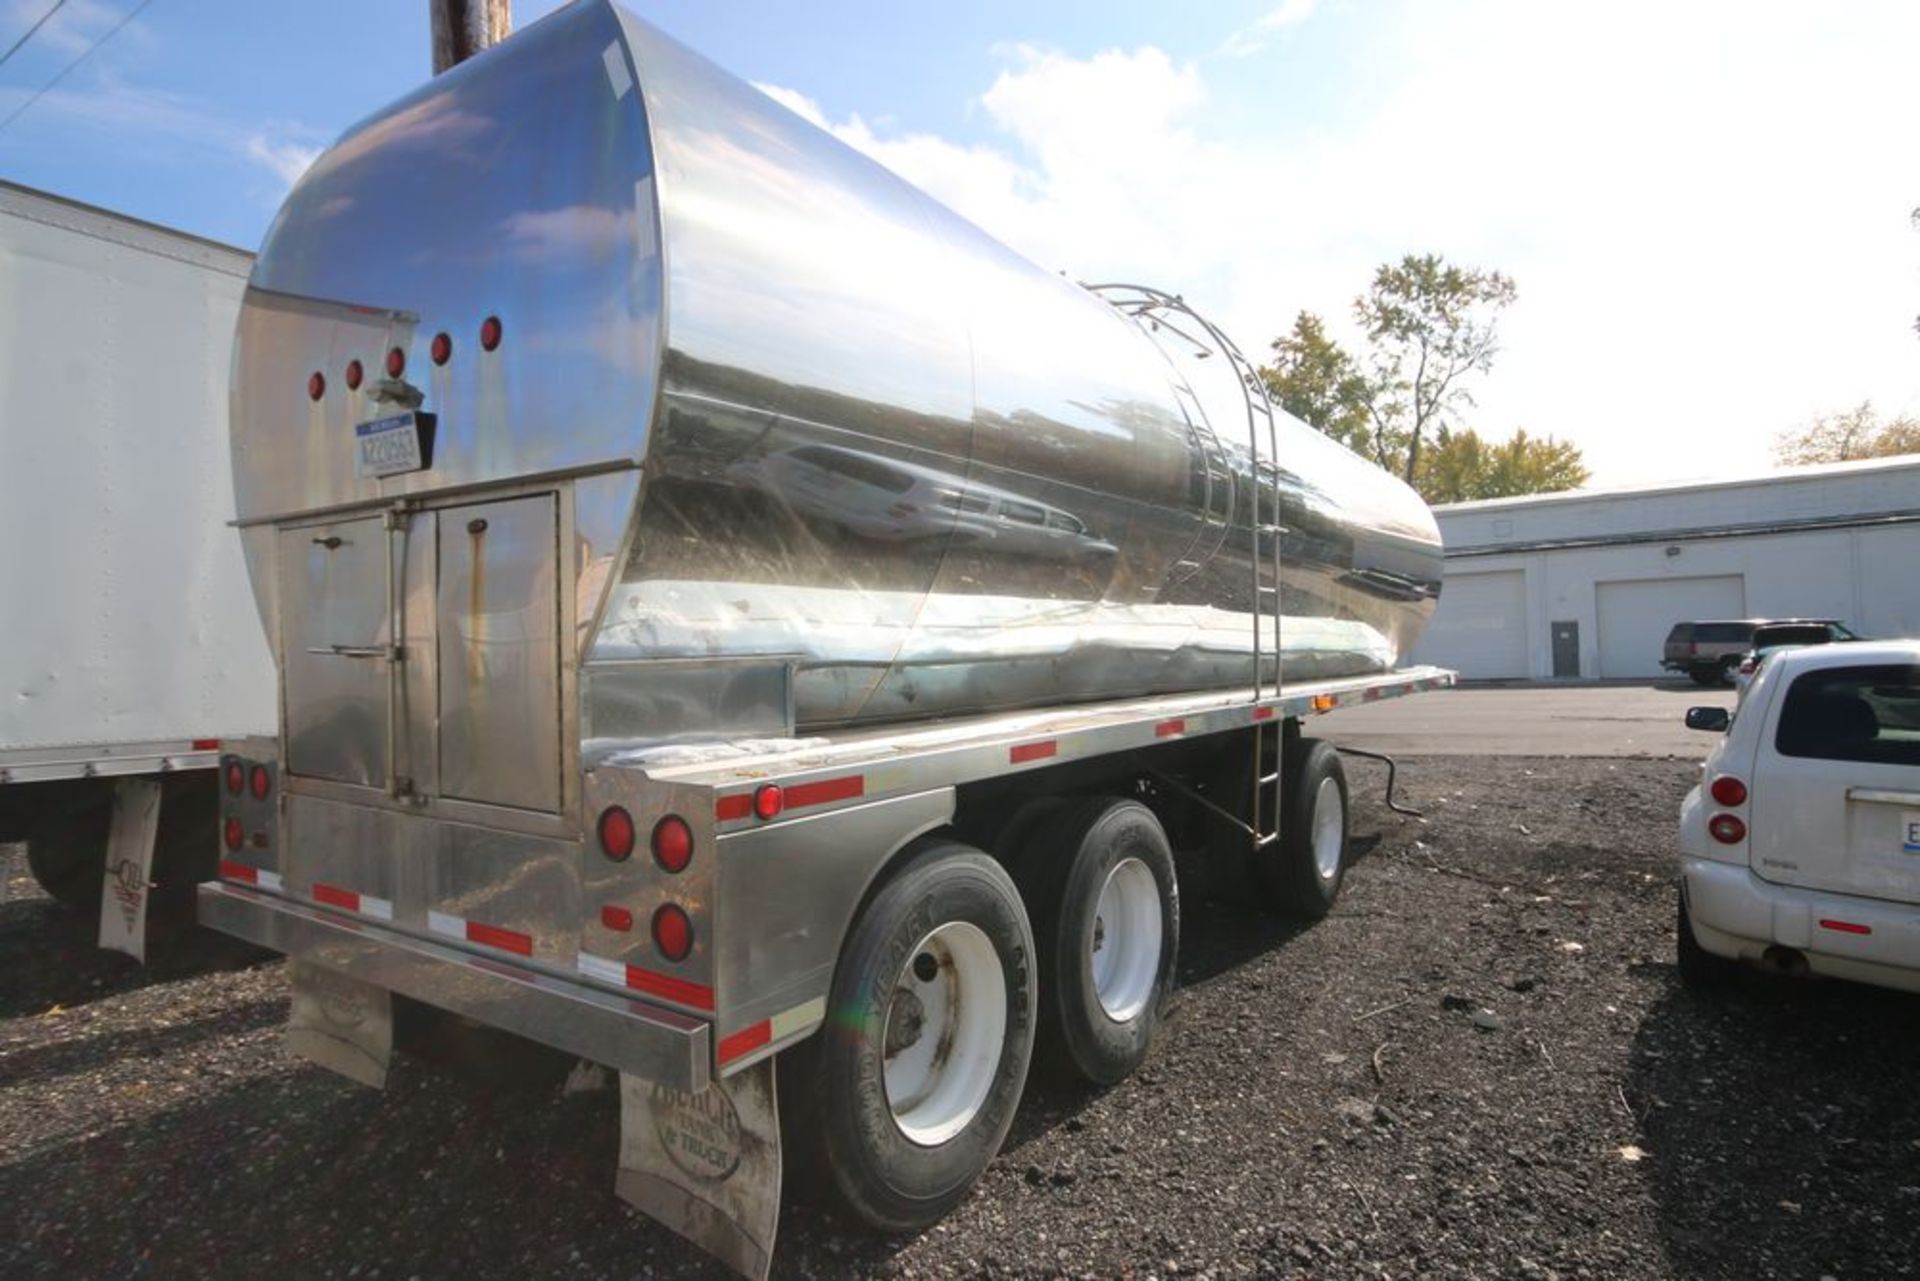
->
{"left": 227, "top": 0, "right": 1442, "bottom": 735}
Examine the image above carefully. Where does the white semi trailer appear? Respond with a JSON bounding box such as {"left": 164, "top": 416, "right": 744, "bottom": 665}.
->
{"left": 200, "top": 3, "right": 1452, "bottom": 1274}
{"left": 0, "top": 182, "right": 274, "bottom": 951}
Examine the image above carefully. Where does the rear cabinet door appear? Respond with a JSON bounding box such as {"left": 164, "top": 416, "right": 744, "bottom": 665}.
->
{"left": 280, "top": 516, "right": 391, "bottom": 787}
{"left": 435, "top": 495, "right": 562, "bottom": 813}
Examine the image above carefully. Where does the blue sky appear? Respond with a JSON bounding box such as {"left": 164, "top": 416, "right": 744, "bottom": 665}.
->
{"left": 2, "top": 0, "right": 1916, "bottom": 486}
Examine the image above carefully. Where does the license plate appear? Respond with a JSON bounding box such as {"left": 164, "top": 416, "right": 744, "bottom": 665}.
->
{"left": 355, "top": 412, "right": 426, "bottom": 478}
{"left": 1904, "top": 812, "right": 1920, "bottom": 855}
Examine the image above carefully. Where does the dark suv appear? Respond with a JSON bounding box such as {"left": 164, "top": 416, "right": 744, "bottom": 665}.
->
{"left": 1662, "top": 618, "right": 1853, "bottom": 686}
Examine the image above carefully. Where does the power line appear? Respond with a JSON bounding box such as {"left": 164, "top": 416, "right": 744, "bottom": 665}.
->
{"left": 0, "top": 0, "right": 68, "bottom": 71}
{"left": 0, "top": 0, "right": 154, "bottom": 137}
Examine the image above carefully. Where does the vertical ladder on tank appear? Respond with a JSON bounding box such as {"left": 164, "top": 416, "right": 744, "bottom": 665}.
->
{"left": 1082, "top": 283, "right": 1287, "bottom": 851}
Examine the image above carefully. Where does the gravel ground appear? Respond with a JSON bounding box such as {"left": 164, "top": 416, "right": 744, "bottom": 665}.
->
{"left": 5, "top": 757, "right": 1920, "bottom": 1280}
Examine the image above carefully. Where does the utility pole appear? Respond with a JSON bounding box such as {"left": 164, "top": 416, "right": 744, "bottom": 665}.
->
{"left": 430, "top": 0, "right": 511, "bottom": 74}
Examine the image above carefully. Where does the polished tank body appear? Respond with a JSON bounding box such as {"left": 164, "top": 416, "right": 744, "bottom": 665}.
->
{"left": 229, "top": 0, "right": 1441, "bottom": 744}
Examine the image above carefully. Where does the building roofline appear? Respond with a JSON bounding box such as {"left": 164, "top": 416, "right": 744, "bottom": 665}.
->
{"left": 1435, "top": 452, "right": 1920, "bottom": 514}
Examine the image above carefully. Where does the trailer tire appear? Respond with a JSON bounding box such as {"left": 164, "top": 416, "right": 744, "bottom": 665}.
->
{"left": 1013, "top": 797, "right": 1178, "bottom": 1086}
{"left": 25, "top": 801, "right": 110, "bottom": 912}
{"left": 784, "top": 837, "right": 1035, "bottom": 1233}
{"left": 1257, "top": 738, "right": 1349, "bottom": 919}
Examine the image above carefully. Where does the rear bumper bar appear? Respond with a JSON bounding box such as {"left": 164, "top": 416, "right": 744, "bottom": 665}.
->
{"left": 1682, "top": 857, "right": 1920, "bottom": 995}
{"left": 199, "top": 881, "right": 711, "bottom": 1090}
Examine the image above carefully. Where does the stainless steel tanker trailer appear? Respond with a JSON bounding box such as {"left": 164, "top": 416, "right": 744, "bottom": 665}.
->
{"left": 199, "top": 2, "right": 1451, "bottom": 1273}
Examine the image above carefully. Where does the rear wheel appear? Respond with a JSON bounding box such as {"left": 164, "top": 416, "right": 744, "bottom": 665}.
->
{"left": 25, "top": 800, "right": 110, "bottom": 912}
{"left": 1012, "top": 798, "right": 1179, "bottom": 1086}
{"left": 1676, "top": 892, "right": 1738, "bottom": 988}
{"left": 784, "top": 838, "right": 1035, "bottom": 1232}
{"left": 23, "top": 775, "right": 216, "bottom": 924}
{"left": 1256, "top": 738, "right": 1350, "bottom": 919}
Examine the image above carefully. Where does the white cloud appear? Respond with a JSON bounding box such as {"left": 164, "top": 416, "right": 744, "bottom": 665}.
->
{"left": 755, "top": 3, "right": 1920, "bottom": 487}
{"left": 244, "top": 134, "right": 321, "bottom": 187}
{"left": 1221, "top": 0, "right": 1318, "bottom": 57}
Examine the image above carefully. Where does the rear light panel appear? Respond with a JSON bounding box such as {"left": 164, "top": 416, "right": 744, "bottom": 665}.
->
{"left": 1709, "top": 775, "right": 1747, "bottom": 807}
{"left": 1708, "top": 813, "right": 1746, "bottom": 845}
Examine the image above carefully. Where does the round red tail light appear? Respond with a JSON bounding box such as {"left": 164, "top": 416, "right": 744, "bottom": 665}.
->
{"left": 225, "top": 762, "right": 245, "bottom": 795}
{"left": 223, "top": 817, "right": 244, "bottom": 851}
{"left": 385, "top": 345, "right": 407, "bottom": 378}
{"left": 480, "top": 315, "right": 503, "bottom": 351}
{"left": 249, "top": 765, "right": 271, "bottom": 800}
{"left": 307, "top": 371, "right": 326, "bottom": 401}
{"left": 344, "top": 358, "right": 364, "bottom": 391}
{"left": 431, "top": 332, "right": 452, "bottom": 365}
{"left": 1708, "top": 813, "right": 1747, "bottom": 845}
{"left": 652, "top": 904, "right": 693, "bottom": 962}
{"left": 1709, "top": 776, "right": 1747, "bottom": 807}
{"left": 652, "top": 815, "right": 693, "bottom": 873}
{"left": 598, "top": 805, "right": 636, "bottom": 861}
{"left": 752, "top": 784, "right": 784, "bottom": 821}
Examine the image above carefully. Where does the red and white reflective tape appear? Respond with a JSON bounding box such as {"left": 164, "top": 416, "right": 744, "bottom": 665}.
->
{"left": 310, "top": 881, "right": 394, "bottom": 922}
{"left": 715, "top": 772, "right": 865, "bottom": 822}
{"left": 577, "top": 950, "right": 715, "bottom": 1011}
{"left": 719, "top": 996, "right": 826, "bottom": 1067}
{"left": 428, "top": 909, "right": 534, "bottom": 958}
{"left": 219, "top": 860, "right": 283, "bottom": 892}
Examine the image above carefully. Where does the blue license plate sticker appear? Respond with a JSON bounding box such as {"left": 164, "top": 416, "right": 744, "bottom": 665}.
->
{"left": 354, "top": 412, "right": 425, "bottom": 478}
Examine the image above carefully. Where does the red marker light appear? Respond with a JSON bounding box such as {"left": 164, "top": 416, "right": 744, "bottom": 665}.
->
{"left": 431, "top": 332, "right": 452, "bottom": 365}
{"left": 249, "top": 765, "right": 271, "bottom": 800}
{"left": 225, "top": 762, "right": 245, "bottom": 795}
{"left": 753, "top": 784, "right": 784, "bottom": 821}
{"left": 652, "top": 815, "right": 693, "bottom": 873}
{"left": 1708, "top": 814, "right": 1746, "bottom": 845}
{"left": 479, "top": 315, "right": 503, "bottom": 351}
{"left": 223, "top": 817, "right": 244, "bottom": 851}
{"left": 385, "top": 346, "right": 406, "bottom": 378}
{"left": 601, "top": 904, "right": 635, "bottom": 933}
{"left": 652, "top": 904, "right": 693, "bottom": 962}
{"left": 1709, "top": 776, "right": 1747, "bottom": 807}
{"left": 344, "top": 358, "right": 364, "bottom": 391}
{"left": 598, "top": 805, "right": 636, "bottom": 862}
{"left": 307, "top": 371, "right": 325, "bottom": 401}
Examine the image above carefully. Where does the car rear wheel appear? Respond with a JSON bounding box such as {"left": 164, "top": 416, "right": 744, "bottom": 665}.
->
{"left": 1676, "top": 891, "right": 1738, "bottom": 988}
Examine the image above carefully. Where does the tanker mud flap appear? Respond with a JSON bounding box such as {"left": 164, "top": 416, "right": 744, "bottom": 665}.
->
{"left": 285, "top": 958, "right": 393, "bottom": 1089}
{"left": 618, "top": 1061, "right": 781, "bottom": 1280}
{"left": 97, "top": 778, "right": 162, "bottom": 962}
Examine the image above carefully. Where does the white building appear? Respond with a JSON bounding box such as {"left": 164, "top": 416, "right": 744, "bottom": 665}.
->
{"left": 1412, "top": 456, "right": 1920, "bottom": 680}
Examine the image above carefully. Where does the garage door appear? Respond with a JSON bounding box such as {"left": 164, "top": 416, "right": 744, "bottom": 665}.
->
{"left": 1595, "top": 575, "right": 1745, "bottom": 678}
{"left": 1412, "top": 569, "right": 1528, "bottom": 678}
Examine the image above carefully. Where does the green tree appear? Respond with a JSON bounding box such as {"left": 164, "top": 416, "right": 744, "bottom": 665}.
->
{"left": 1355, "top": 254, "right": 1517, "bottom": 485}
{"left": 1415, "top": 427, "right": 1589, "bottom": 504}
{"left": 1261, "top": 311, "right": 1373, "bottom": 458}
{"left": 1774, "top": 401, "right": 1920, "bottom": 465}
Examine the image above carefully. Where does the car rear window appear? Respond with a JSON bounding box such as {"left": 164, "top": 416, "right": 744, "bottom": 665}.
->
{"left": 1775, "top": 664, "right": 1920, "bottom": 766}
{"left": 1753, "top": 625, "right": 1832, "bottom": 648}
{"left": 1696, "top": 623, "right": 1753, "bottom": 643}
{"left": 1666, "top": 624, "right": 1693, "bottom": 643}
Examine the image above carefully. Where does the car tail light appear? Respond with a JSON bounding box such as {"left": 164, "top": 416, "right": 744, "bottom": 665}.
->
{"left": 385, "top": 345, "right": 406, "bottom": 378}
{"left": 226, "top": 762, "right": 245, "bottom": 795}
{"left": 1708, "top": 813, "right": 1746, "bottom": 844}
{"left": 480, "top": 315, "right": 503, "bottom": 351}
{"left": 652, "top": 904, "right": 693, "bottom": 961}
{"left": 345, "top": 358, "right": 364, "bottom": 391}
{"left": 307, "top": 371, "right": 326, "bottom": 401}
{"left": 223, "top": 817, "right": 244, "bottom": 850}
{"left": 753, "top": 784, "right": 784, "bottom": 821}
{"left": 1709, "top": 776, "right": 1747, "bottom": 807}
{"left": 598, "top": 806, "right": 636, "bottom": 862}
{"left": 652, "top": 815, "right": 693, "bottom": 873}
{"left": 431, "top": 332, "right": 452, "bottom": 365}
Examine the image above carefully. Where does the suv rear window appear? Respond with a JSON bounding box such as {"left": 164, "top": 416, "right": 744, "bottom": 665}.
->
{"left": 1696, "top": 623, "right": 1754, "bottom": 643}
{"left": 1666, "top": 624, "right": 1694, "bottom": 643}
{"left": 1775, "top": 665, "right": 1920, "bottom": 766}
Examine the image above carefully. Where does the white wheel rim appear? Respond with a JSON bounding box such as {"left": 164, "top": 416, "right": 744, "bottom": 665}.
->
{"left": 1312, "top": 776, "right": 1345, "bottom": 881}
{"left": 883, "top": 920, "right": 1007, "bottom": 1147}
{"left": 1091, "top": 857, "right": 1163, "bottom": 1023}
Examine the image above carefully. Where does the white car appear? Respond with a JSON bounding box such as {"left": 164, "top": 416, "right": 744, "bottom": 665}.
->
{"left": 1678, "top": 639, "right": 1920, "bottom": 993}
